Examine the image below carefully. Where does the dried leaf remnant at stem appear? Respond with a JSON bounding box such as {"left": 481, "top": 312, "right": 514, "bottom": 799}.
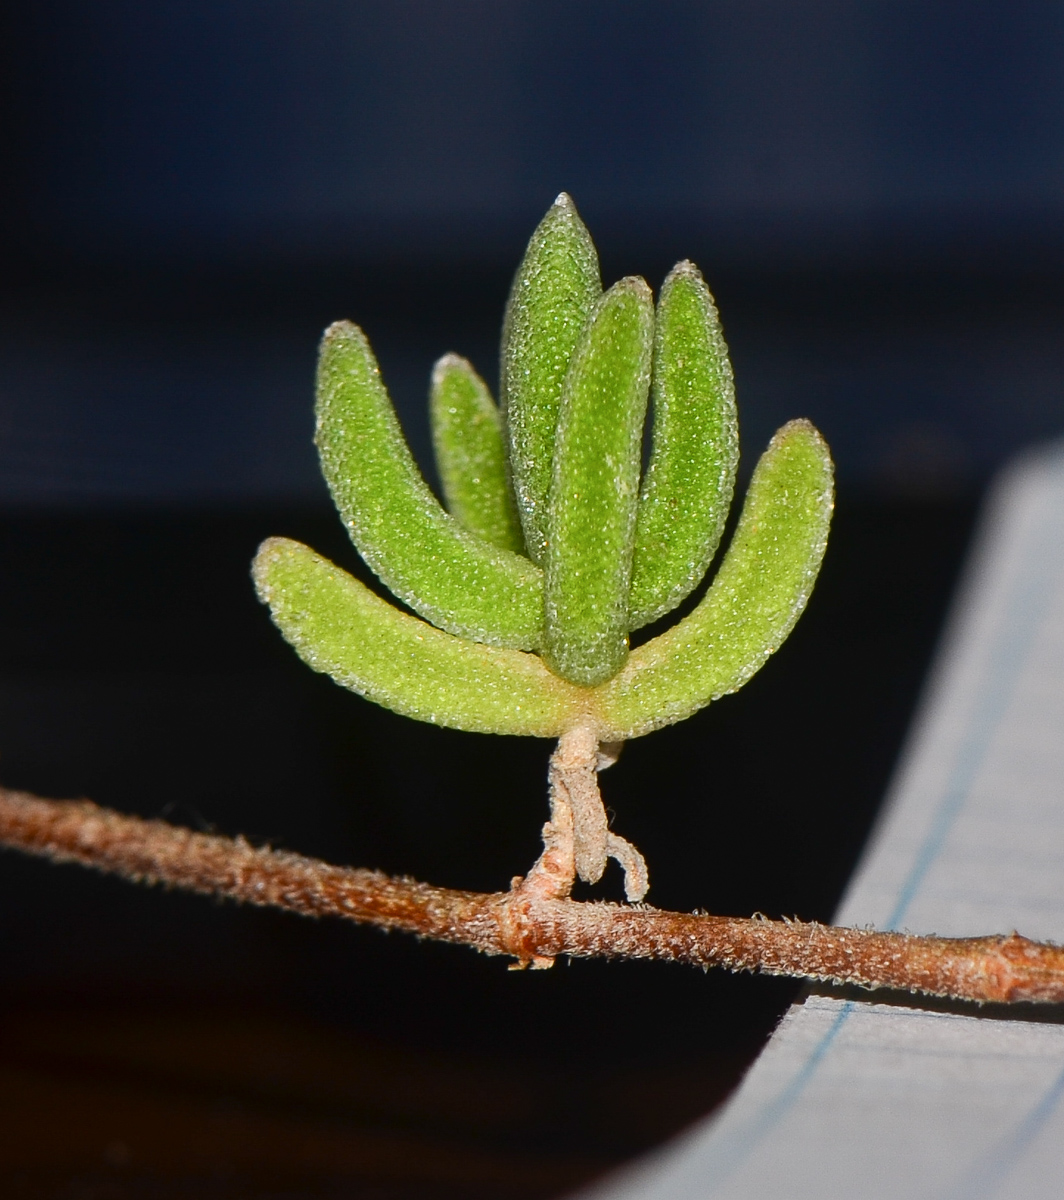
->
{"left": 2, "top": 785, "right": 1062, "bottom": 1006}
{"left": 542, "top": 724, "right": 648, "bottom": 902}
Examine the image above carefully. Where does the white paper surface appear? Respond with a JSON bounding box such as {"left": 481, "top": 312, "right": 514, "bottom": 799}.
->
{"left": 588, "top": 443, "right": 1064, "bottom": 1200}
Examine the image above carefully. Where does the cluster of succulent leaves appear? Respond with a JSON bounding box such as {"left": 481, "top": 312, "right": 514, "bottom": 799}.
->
{"left": 254, "top": 195, "right": 833, "bottom": 743}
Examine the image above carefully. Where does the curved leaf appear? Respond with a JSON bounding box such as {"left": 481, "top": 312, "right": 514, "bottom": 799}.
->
{"left": 501, "top": 193, "right": 601, "bottom": 565}
{"left": 629, "top": 261, "right": 738, "bottom": 628}
{"left": 253, "top": 538, "right": 586, "bottom": 737}
{"left": 591, "top": 420, "right": 833, "bottom": 739}
{"left": 316, "top": 321, "right": 543, "bottom": 649}
{"left": 430, "top": 354, "right": 523, "bottom": 553}
{"left": 543, "top": 278, "right": 654, "bottom": 686}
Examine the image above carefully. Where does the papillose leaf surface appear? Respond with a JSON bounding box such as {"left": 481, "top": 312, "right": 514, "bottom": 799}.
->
{"left": 429, "top": 354, "right": 523, "bottom": 553}
{"left": 543, "top": 277, "right": 654, "bottom": 686}
{"left": 258, "top": 196, "right": 835, "bottom": 749}
{"left": 593, "top": 420, "right": 833, "bottom": 739}
{"left": 254, "top": 538, "right": 584, "bottom": 737}
{"left": 316, "top": 321, "right": 543, "bottom": 649}
{"left": 629, "top": 261, "right": 738, "bottom": 628}
{"left": 501, "top": 193, "right": 601, "bottom": 565}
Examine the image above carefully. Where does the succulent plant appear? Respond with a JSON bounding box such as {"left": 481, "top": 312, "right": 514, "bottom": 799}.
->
{"left": 253, "top": 194, "right": 833, "bottom": 901}
{"left": 4, "top": 197, "right": 1058, "bottom": 1010}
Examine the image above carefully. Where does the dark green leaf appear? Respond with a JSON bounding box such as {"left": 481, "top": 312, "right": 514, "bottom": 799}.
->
{"left": 629, "top": 262, "right": 738, "bottom": 627}
{"left": 501, "top": 194, "right": 600, "bottom": 564}
{"left": 543, "top": 278, "right": 654, "bottom": 686}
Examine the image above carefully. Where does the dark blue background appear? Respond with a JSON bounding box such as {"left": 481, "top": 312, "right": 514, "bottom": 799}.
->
{"left": 4, "top": 0, "right": 1064, "bottom": 502}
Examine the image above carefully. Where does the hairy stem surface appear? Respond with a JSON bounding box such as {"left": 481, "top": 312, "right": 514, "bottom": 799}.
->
{"left": 0, "top": 786, "right": 1061, "bottom": 1005}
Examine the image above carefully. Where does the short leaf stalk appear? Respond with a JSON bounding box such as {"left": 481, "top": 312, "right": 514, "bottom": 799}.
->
{"left": 2, "top": 195, "right": 1059, "bottom": 1006}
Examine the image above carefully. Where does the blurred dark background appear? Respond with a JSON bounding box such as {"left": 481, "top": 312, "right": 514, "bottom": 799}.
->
{"left": 0, "top": 2, "right": 1057, "bottom": 1196}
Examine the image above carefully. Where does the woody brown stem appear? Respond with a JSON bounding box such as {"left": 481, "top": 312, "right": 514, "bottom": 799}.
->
{"left": 1, "top": 785, "right": 1063, "bottom": 1004}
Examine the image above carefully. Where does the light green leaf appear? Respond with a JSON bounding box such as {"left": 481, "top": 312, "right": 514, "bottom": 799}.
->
{"left": 253, "top": 538, "right": 586, "bottom": 737}
{"left": 501, "top": 193, "right": 601, "bottom": 565}
{"left": 316, "top": 321, "right": 543, "bottom": 650}
{"left": 543, "top": 277, "right": 655, "bottom": 687}
{"left": 429, "top": 354, "right": 523, "bottom": 554}
{"left": 629, "top": 261, "right": 738, "bottom": 628}
{"left": 259, "top": 198, "right": 836, "bottom": 756}
{"left": 591, "top": 420, "right": 833, "bottom": 739}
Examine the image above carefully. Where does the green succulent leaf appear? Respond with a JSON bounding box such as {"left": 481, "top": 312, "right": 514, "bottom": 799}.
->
{"left": 629, "top": 261, "right": 738, "bottom": 629}
{"left": 254, "top": 538, "right": 585, "bottom": 737}
{"left": 258, "top": 198, "right": 836, "bottom": 751}
{"left": 316, "top": 321, "right": 543, "bottom": 649}
{"left": 592, "top": 420, "right": 833, "bottom": 739}
{"left": 501, "top": 193, "right": 601, "bottom": 565}
{"left": 429, "top": 354, "right": 523, "bottom": 553}
{"left": 543, "top": 277, "right": 655, "bottom": 687}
